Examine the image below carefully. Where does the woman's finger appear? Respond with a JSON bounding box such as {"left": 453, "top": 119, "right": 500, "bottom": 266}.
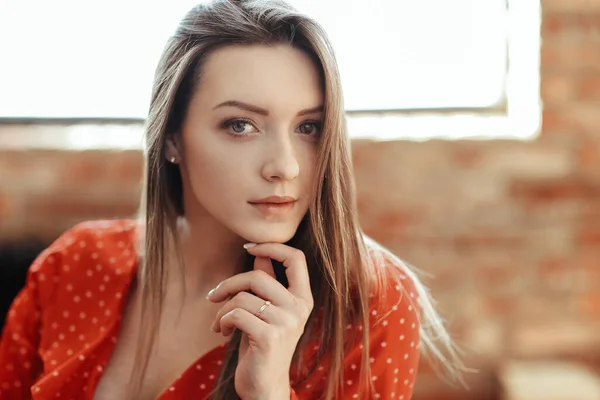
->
{"left": 207, "top": 270, "right": 294, "bottom": 308}
{"left": 219, "top": 308, "right": 271, "bottom": 347}
{"left": 244, "top": 243, "right": 313, "bottom": 307}
{"left": 253, "top": 256, "right": 276, "bottom": 279}
{"left": 211, "top": 291, "right": 280, "bottom": 334}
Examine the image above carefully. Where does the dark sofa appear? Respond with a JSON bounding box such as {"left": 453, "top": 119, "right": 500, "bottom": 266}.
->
{"left": 0, "top": 241, "right": 47, "bottom": 328}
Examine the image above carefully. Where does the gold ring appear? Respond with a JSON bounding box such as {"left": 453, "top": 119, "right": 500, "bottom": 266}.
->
{"left": 255, "top": 300, "right": 272, "bottom": 317}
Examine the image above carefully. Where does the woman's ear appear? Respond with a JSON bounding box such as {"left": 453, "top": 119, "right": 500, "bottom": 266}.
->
{"left": 165, "top": 135, "right": 181, "bottom": 164}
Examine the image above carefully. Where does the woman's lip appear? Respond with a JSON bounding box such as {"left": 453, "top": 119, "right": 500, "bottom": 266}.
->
{"left": 250, "top": 201, "right": 295, "bottom": 216}
{"left": 249, "top": 201, "right": 295, "bottom": 205}
{"left": 250, "top": 195, "right": 297, "bottom": 203}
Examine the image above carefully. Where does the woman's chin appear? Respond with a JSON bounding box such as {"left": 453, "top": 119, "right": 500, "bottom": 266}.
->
{"left": 239, "top": 226, "right": 298, "bottom": 245}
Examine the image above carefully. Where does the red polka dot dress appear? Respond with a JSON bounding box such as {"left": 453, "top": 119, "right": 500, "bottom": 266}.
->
{"left": 0, "top": 220, "right": 421, "bottom": 399}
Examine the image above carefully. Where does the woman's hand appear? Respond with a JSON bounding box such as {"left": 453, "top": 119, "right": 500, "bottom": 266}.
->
{"left": 206, "top": 242, "right": 314, "bottom": 400}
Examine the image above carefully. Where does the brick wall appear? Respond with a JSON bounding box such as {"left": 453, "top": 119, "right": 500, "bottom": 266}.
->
{"left": 1, "top": 0, "right": 599, "bottom": 398}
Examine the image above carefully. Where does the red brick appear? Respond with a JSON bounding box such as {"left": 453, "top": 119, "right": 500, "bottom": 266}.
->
{"left": 57, "top": 151, "right": 143, "bottom": 190}
{"left": 543, "top": 0, "right": 600, "bottom": 13}
{"left": 26, "top": 195, "right": 137, "bottom": 220}
{"left": 573, "top": 252, "right": 600, "bottom": 283}
{"left": 510, "top": 178, "right": 600, "bottom": 202}
{"left": 538, "top": 256, "right": 597, "bottom": 293}
{"left": 356, "top": 196, "right": 374, "bottom": 214}
{"left": 474, "top": 264, "right": 517, "bottom": 287}
{"left": 108, "top": 151, "right": 144, "bottom": 182}
{"left": 541, "top": 109, "right": 583, "bottom": 134}
{"left": 0, "top": 193, "right": 12, "bottom": 221}
{"left": 427, "top": 267, "right": 463, "bottom": 290}
{"left": 577, "top": 141, "right": 600, "bottom": 169}
{"left": 585, "top": 262, "right": 600, "bottom": 290}
{"left": 576, "top": 228, "right": 600, "bottom": 246}
{"left": 542, "top": 13, "right": 600, "bottom": 39}
{"left": 579, "top": 293, "right": 600, "bottom": 317}
{"left": 452, "top": 231, "right": 525, "bottom": 250}
{"left": 579, "top": 203, "right": 600, "bottom": 223}
{"left": 541, "top": 73, "right": 600, "bottom": 105}
{"left": 451, "top": 146, "right": 483, "bottom": 168}
{"left": 578, "top": 74, "right": 600, "bottom": 100}
{"left": 541, "top": 104, "right": 600, "bottom": 137}
{"left": 60, "top": 154, "right": 111, "bottom": 185}
{"left": 539, "top": 256, "right": 569, "bottom": 279}
{"left": 577, "top": 13, "right": 600, "bottom": 36}
{"left": 0, "top": 152, "right": 31, "bottom": 174}
{"left": 510, "top": 321, "right": 600, "bottom": 357}
{"left": 541, "top": 73, "right": 577, "bottom": 105}
{"left": 541, "top": 42, "right": 600, "bottom": 71}
{"left": 565, "top": 104, "right": 600, "bottom": 132}
{"left": 373, "top": 209, "right": 427, "bottom": 234}
{"left": 453, "top": 237, "right": 522, "bottom": 252}
{"left": 542, "top": 13, "right": 567, "bottom": 35}
{"left": 485, "top": 296, "right": 515, "bottom": 317}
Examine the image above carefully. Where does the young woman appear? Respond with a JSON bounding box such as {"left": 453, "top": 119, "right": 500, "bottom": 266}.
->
{"left": 0, "top": 0, "right": 465, "bottom": 399}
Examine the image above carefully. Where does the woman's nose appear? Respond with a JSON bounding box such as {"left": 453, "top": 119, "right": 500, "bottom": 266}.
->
{"left": 260, "top": 135, "right": 300, "bottom": 182}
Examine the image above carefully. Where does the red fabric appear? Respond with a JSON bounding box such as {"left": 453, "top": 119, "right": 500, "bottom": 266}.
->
{"left": 0, "top": 220, "right": 420, "bottom": 399}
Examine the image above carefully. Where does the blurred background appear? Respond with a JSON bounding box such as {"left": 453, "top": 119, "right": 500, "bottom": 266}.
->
{"left": 1, "top": 0, "right": 600, "bottom": 399}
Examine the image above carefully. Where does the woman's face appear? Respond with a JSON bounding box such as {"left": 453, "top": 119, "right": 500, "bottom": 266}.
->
{"left": 174, "top": 44, "right": 323, "bottom": 244}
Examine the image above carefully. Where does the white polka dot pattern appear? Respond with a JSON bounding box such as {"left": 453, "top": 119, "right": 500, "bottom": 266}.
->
{"left": 0, "top": 220, "right": 139, "bottom": 399}
{"left": 0, "top": 220, "right": 421, "bottom": 399}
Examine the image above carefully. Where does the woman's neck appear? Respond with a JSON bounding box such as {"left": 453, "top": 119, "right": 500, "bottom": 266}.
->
{"left": 166, "top": 216, "right": 249, "bottom": 301}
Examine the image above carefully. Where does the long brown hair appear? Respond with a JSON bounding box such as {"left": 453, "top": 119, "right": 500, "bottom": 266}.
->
{"left": 132, "top": 0, "right": 467, "bottom": 398}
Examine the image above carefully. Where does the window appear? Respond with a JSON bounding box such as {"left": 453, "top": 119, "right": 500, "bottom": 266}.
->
{"left": 0, "top": 0, "right": 540, "bottom": 141}
{"left": 292, "top": 0, "right": 508, "bottom": 111}
{"left": 0, "top": 0, "right": 193, "bottom": 121}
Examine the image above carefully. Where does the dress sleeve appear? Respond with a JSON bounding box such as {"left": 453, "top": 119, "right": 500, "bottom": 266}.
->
{"left": 0, "top": 243, "right": 63, "bottom": 399}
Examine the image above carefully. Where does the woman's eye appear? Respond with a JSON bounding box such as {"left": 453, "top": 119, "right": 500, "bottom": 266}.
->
{"left": 230, "top": 121, "right": 251, "bottom": 133}
{"left": 296, "top": 122, "right": 322, "bottom": 136}
{"left": 223, "top": 119, "right": 257, "bottom": 136}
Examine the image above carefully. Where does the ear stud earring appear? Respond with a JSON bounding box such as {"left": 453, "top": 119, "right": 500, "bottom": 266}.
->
{"left": 170, "top": 156, "right": 177, "bottom": 163}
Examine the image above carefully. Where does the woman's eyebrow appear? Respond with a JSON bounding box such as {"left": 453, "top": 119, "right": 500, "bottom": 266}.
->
{"left": 212, "top": 100, "right": 324, "bottom": 117}
{"left": 297, "top": 105, "right": 324, "bottom": 116}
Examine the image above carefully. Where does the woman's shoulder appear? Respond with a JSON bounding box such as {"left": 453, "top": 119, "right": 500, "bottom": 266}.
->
{"left": 360, "top": 243, "right": 422, "bottom": 372}
{"left": 358, "top": 241, "right": 422, "bottom": 359}
{"left": 27, "top": 219, "right": 139, "bottom": 297}
{"left": 34, "top": 219, "right": 138, "bottom": 265}
{"left": 365, "top": 241, "right": 420, "bottom": 319}
{"left": 67, "top": 219, "right": 138, "bottom": 251}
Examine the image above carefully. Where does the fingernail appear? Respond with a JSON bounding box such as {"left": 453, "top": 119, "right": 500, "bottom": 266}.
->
{"left": 243, "top": 243, "right": 257, "bottom": 249}
{"left": 206, "top": 287, "right": 216, "bottom": 300}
